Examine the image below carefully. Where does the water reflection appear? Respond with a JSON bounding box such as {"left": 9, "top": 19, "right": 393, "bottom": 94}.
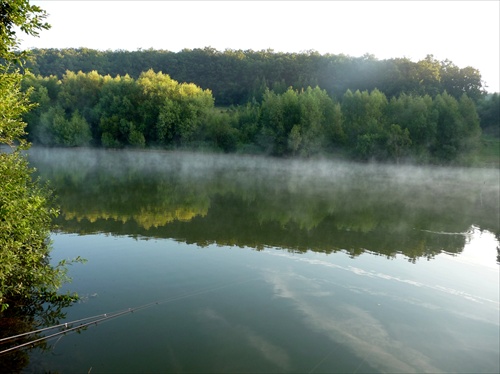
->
{"left": 0, "top": 291, "right": 75, "bottom": 373}
{"left": 28, "top": 231, "right": 497, "bottom": 373}
{"left": 15, "top": 148, "right": 498, "bottom": 373}
{"left": 259, "top": 250, "right": 499, "bottom": 373}
{"left": 30, "top": 147, "right": 499, "bottom": 262}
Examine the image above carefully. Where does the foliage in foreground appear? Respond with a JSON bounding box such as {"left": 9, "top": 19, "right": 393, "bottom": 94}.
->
{"left": 0, "top": 0, "right": 79, "bottom": 313}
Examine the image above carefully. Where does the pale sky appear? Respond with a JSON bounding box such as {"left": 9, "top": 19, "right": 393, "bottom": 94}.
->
{"left": 20, "top": 1, "right": 500, "bottom": 92}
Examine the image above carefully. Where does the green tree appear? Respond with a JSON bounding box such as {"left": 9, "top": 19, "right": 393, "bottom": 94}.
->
{"left": 36, "top": 104, "right": 66, "bottom": 145}
{"left": 235, "top": 101, "right": 261, "bottom": 146}
{"left": 477, "top": 93, "right": 499, "bottom": 136}
{"left": 342, "top": 88, "right": 388, "bottom": 159}
{"left": 416, "top": 55, "right": 441, "bottom": 96}
{"left": 137, "top": 70, "right": 214, "bottom": 146}
{"left": 156, "top": 98, "right": 181, "bottom": 144}
{"left": 298, "top": 87, "right": 324, "bottom": 155}
{"left": 203, "top": 111, "right": 238, "bottom": 152}
{"left": 95, "top": 74, "right": 142, "bottom": 147}
{"left": 259, "top": 87, "right": 300, "bottom": 155}
{"left": 258, "top": 89, "right": 283, "bottom": 153}
{"left": 457, "top": 93, "right": 481, "bottom": 155}
{"left": 57, "top": 70, "right": 104, "bottom": 132}
{"left": 137, "top": 69, "right": 180, "bottom": 142}
{"left": 323, "top": 101, "right": 345, "bottom": 148}
{"left": 287, "top": 124, "right": 302, "bottom": 155}
{"left": 34, "top": 105, "right": 91, "bottom": 146}
{"left": 0, "top": 0, "right": 49, "bottom": 65}
{"left": 20, "top": 73, "right": 57, "bottom": 141}
{"left": 386, "top": 93, "right": 437, "bottom": 160}
{"left": 386, "top": 124, "right": 412, "bottom": 163}
{"left": 60, "top": 110, "right": 92, "bottom": 146}
{"left": 441, "top": 60, "right": 484, "bottom": 102}
{"left": 432, "top": 92, "right": 463, "bottom": 161}
{"left": 0, "top": 0, "right": 78, "bottom": 313}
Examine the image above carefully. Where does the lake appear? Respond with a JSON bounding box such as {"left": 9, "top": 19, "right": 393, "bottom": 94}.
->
{"left": 8, "top": 148, "right": 500, "bottom": 373}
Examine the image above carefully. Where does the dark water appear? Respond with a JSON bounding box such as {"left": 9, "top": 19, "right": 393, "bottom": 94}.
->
{"left": 16, "top": 148, "right": 500, "bottom": 372}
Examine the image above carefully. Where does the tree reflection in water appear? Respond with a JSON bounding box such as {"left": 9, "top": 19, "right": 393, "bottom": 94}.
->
{"left": 30, "top": 148, "right": 499, "bottom": 263}
{"left": 0, "top": 293, "right": 76, "bottom": 373}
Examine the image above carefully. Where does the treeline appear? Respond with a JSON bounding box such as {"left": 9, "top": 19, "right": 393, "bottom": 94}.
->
{"left": 22, "top": 70, "right": 214, "bottom": 148}
{"left": 22, "top": 70, "right": 484, "bottom": 163}
{"left": 24, "top": 48, "right": 486, "bottom": 106}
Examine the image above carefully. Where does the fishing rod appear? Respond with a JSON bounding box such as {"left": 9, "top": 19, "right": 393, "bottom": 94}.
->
{"left": 0, "top": 309, "right": 129, "bottom": 344}
{"left": 0, "top": 308, "right": 135, "bottom": 355}
{"left": 0, "top": 277, "right": 257, "bottom": 356}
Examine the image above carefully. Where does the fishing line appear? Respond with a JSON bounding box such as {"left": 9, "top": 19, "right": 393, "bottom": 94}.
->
{"left": 352, "top": 356, "right": 368, "bottom": 374}
{"left": 308, "top": 346, "right": 339, "bottom": 373}
{"left": 0, "top": 276, "right": 257, "bottom": 356}
{"left": 50, "top": 334, "right": 65, "bottom": 352}
{"left": 0, "top": 310, "right": 131, "bottom": 344}
{"left": 1, "top": 278, "right": 255, "bottom": 345}
{"left": 0, "top": 308, "right": 134, "bottom": 355}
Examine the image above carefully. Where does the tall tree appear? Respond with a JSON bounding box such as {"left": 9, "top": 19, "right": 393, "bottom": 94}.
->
{"left": 341, "top": 88, "right": 388, "bottom": 158}
{"left": 432, "top": 92, "right": 463, "bottom": 160}
{"left": 477, "top": 93, "right": 500, "bottom": 136}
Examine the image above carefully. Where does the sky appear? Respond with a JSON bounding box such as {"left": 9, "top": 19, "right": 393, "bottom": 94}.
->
{"left": 20, "top": 1, "right": 500, "bottom": 92}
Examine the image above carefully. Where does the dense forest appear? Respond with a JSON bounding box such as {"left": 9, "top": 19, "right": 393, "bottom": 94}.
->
{"left": 24, "top": 48, "right": 488, "bottom": 104}
{"left": 20, "top": 48, "right": 500, "bottom": 163}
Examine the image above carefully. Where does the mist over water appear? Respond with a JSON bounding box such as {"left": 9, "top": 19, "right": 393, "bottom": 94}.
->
{"left": 29, "top": 146, "right": 499, "bottom": 188}
{"left": 29, "top": 146, "right": 499, "bottom": 253}
{"left": 16, "top": 147, "right": 499, "bottom": 373}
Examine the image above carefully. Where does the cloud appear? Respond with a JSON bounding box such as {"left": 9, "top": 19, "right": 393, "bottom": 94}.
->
{"left": 265, "top": 249, "right": 500, "bottom": 309}
{"left": 198, "top": 308, "right": 291, "bottom": 370}
{"left": 263, "top": 268, "right": 443, "bottom": 373}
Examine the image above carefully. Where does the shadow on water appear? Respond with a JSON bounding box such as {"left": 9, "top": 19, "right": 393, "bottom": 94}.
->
{"left": 29, "top": 147, "right": 499, "bottom": 263}
{"left": 0, "top": 295, "right": 75, "bottom": 373}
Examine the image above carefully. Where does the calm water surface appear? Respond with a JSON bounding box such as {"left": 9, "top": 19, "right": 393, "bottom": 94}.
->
{"left": 18, "top": 148, "right": 500, "bottom": 373}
